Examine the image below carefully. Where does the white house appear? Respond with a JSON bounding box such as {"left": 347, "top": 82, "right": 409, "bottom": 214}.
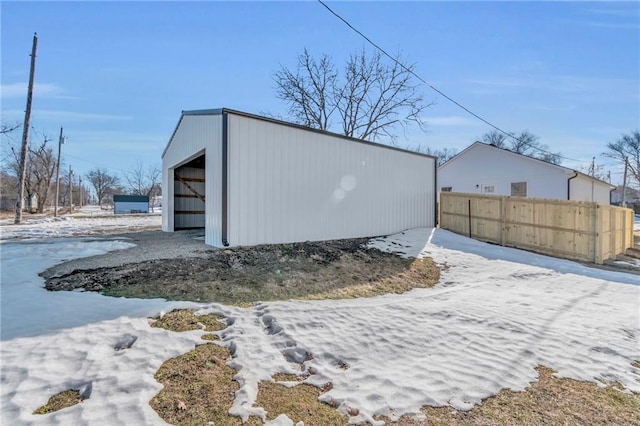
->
{"left": 438, "top": 142, "right": 614, "bottom": 203}
{"left": 162, "top": 108, "right": 437, "bottom": 247}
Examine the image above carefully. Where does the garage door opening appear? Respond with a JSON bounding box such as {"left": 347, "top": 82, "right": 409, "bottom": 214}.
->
{"left": 174, "top": 154, "right": 205, "bottom": 230}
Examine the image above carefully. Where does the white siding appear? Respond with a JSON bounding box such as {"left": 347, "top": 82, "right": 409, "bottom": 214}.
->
{"left": 438, "top": 143, "right": 570, "bottom": 199}
{"left": 569, "top": 175, "right": 612, "bottom": 203}
{"left": 114, "top": 202, "right": 148, "bottom": 214}
{"left": 162, "top": 114, "right": 223, "bottom": 246}
{"left": 226, "top": 114, "right": 436, "bottom": 246}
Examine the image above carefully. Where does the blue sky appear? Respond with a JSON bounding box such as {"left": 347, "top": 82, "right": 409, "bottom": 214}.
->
{"left": 2, "top": 1, "right": 638, "bottom": 183}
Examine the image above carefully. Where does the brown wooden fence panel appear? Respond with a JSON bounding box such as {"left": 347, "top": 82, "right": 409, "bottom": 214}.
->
{"left": 439, "top": 192, "right": 633, "bottom": 264}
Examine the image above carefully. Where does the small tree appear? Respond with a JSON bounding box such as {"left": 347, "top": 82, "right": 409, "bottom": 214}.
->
{"left": 124, "top": 162, "right": 160, "bottom": 197}
{"left": 5, "top": 130, "right": 57, "bottom": 213}
{"left": 29, "top": 138, "right": 57, "bottom": 213}
{"left": 86, "top": 168, "right": 119, "bottom": 207}
{"left": 414, "top": 146, "right": 457, "bottom": 166}
{"left": 605, "top": 130, "right": 640, "bottom": 188}
{"left": 274, "top": 48, "right": 430, "bottom": 143}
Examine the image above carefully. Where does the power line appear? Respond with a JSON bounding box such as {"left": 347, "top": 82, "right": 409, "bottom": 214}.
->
{"left": 316, "top": 0, "right": 588, "bottom": 164}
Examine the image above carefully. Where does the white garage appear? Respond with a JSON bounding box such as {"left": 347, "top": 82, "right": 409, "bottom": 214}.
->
{"left": 162, "top": 108, "right": 436, "bottom": 247}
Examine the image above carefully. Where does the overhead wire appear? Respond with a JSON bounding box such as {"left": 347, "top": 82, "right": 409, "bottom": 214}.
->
{"left": 316, "top": 0, "right": 592, "bottom": 165}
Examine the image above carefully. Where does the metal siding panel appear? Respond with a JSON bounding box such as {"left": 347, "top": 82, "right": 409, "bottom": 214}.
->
{"left": 162, "top": 115, "right": 223, "bottom": 246}
{"left": 226, "top": 114, "right": 436, "bottom": 246}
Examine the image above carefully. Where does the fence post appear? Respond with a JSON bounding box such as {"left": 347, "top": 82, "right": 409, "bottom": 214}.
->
{"left": 468, "top": 198, "right": 472, "bottom": 238}
{"left": 594, "top": 204, "right": 603, "bottom": 264}
{"left": 500, "top": 196, "right": 507, "bottom": 246}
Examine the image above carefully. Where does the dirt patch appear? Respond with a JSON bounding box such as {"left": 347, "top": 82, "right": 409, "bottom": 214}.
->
{"left": 256, "top": 381, "right": 347, "bottom": 425}
{"left": 33, "top": 389, "right": 83, "bottom": 415}
{"left": 43, "top": 238, "right": 440, "bottom": 304}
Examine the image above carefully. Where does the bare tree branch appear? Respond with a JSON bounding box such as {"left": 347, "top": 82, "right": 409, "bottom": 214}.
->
{"left": 478, "top": 129, "right": 562, "bottom": 165}
{"left": 605, "top": 130, "right": 640, "bottom": 187}
{"left": 274, "top": 48, "right": 430, "bottom": 142}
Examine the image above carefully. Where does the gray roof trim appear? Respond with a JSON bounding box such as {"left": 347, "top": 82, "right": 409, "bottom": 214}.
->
{"left": 113, "top": 194, "right": 149, "bottom": 202}
{"left": 162, "top": 107, "right": 438, "bottom": 161}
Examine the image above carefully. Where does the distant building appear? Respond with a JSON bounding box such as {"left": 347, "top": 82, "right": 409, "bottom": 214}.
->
{"left": 113, "top": 195, "right": 149, "bottom": 214}
{"left": 438, "top": 142, "right": 614, "bottom": 204}
{"left": 611, "top": 185, "right": 640, "bottom": 212}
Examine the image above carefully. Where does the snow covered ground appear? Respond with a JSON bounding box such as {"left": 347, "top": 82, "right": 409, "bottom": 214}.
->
{"left": 0, "top": 206, "right": 161, "bottom": 241}
{"left": 1, "top": 220, "right": 638, "bottom": 425}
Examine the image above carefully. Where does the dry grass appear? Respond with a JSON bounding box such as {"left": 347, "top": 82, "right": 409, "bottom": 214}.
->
{"left": 150, "top": 343, "right": 262, "bottom": 425}
{"left": 33, "top": 389, "right": 83, "bottom": 415}
{"left": 304, "top": 257, "right": 439, "bottom": 300}
{"left": 150, "top": 309, "right": 226, "bottom": 333}
{"left": 386, "top": 366, "right": 640, "bottom": 425}
{"left": 149, "top": 312, "right": 638, "bottom": 425}
{"left": 201, "top": 333, "right": 220, "bottom": 341}
{"left": 150, "top": 312, "right": 638, "bottom": 425}
{"left": 256, "top": 380, "right": 347, "bottom": 425}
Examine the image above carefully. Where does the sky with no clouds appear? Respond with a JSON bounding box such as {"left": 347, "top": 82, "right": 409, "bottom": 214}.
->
{"left": 1, "top": 1, "right": 638, "bottom": 183}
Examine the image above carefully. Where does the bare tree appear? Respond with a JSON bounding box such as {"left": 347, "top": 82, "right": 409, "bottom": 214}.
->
{"left": 414, "top": 145, "right": 458, "bottom": 166}
{"left": 1, "top": 121, "right": 21, "bottom": 135}
{"left": 5, "top": 130, "right": 57, "bottom": 213}
{"left": 274, "top": 48, "right": 430, "bottom": 143}
{"left": 28, "top": 138, "right": 57, "bottom": 212}
{"left": 124, "top": 162, "right": 160, "bottom": 197}
{"left": 480, "top": 130, "right": 508, "bottom": 148}
{"left": 605, "top": 130, "right": 640, "bottom": 188}
{"left": 478, "top": 130, "right": 562, "bottom": 165}
{"left": 86, "top": 168, "right": 119, "bottom": 206}
{"left": 0, "top": 169, "right": 17, "bottom": 211}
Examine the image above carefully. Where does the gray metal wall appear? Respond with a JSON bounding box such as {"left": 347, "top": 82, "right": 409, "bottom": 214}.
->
{"left": 226, "top": 113, "right": 436, "bottom": 246}
{"left": 162, "top": 114, "right": 223, "bottom": 246}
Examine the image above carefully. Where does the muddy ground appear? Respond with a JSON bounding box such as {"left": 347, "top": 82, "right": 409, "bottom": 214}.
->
{"left": 41, "top": 230, "right": 440, "bottom": 304}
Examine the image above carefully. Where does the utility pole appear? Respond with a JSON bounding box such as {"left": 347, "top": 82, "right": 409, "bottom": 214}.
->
{"left": 590, "top": 157, "right": 596, "bottom": 177}
{"left": 78, "top": 176, "right": 83, "bottom": 209}
{"left": 68, "top": 166, "right": 73, "bottom": 212}
{"left": 15, "top": 33, "right": 38, "bottom": 224}
{"left": 622, "top": 157, "right": 629, "bottom": 207}
{"left": 54, "top": 127, "right": 64, "bottom": 217}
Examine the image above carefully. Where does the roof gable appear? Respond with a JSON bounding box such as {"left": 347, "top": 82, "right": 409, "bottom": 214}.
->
{"left": 162, "top": 108, "right": 437, "bottom": 161}
{"left": 439, "top": 141, "right": 613, "bottom": 188}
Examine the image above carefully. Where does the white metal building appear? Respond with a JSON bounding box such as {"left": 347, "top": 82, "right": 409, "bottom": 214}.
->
{"left": 438, "top": 142, "right": 614, "bottom": 203}
{"left": 162, "top": 108, "right": 437, "bottom": 247}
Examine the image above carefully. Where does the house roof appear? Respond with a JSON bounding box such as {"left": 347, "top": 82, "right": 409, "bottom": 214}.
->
{"left": 162, "top": 108, "right": 437, "bottom": 161}
{"left": 113, "top": 195, "right": 149, "bottom": 203}
{"left": 439, "top": 141, "right": 614, "bottom": 188}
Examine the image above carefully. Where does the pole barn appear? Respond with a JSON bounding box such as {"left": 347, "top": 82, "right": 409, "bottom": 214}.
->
{"left": 162, "top": 108, "right": 436, "bottom": 247}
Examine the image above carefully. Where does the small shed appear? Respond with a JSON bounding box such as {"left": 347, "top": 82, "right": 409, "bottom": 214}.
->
{"left": 113, "top": 195, "right": 149, "bottom": 214}
{"left": 162, "top": 108, "right": 437, "bottom": 247}
{"left": 438, "top": 142, "right": 614, "bottom": 203}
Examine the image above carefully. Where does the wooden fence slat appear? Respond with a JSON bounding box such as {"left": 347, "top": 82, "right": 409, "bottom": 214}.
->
{"left": 440, "top": 192, "right": 633, "bottom": 264}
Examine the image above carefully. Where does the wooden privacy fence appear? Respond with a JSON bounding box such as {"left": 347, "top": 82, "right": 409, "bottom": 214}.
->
{"left": 439, "top": 192, "right": 634, "bottom": 264}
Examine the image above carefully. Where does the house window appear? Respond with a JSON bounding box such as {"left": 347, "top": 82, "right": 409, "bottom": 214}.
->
{"left": 441, "top": 187, "right": 452, "bottom": 192}
{"left": 511, "top": 181, "right": 527, "bottom": 197}
{"left": 482, "top": 185, "right": 495, "bottom": 194}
